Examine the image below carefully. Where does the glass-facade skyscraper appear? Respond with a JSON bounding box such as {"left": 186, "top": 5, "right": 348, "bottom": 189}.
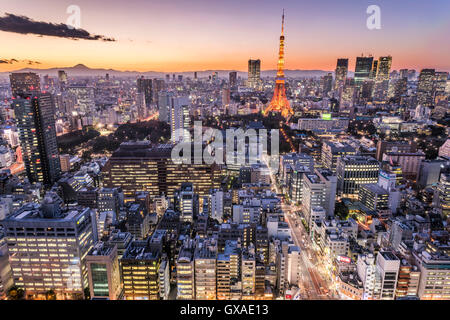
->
{"left": 12, "top": 93, "right": 61, "bottom": 186}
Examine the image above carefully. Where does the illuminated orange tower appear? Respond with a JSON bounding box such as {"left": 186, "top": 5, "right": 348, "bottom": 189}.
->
{"left": 264, "top": 10, "right": 294, "bottom": 119}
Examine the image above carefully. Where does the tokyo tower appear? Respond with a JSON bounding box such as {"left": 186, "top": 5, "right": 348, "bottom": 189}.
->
{"left": 264, "top": 10, "right": 294, "bottom": 119}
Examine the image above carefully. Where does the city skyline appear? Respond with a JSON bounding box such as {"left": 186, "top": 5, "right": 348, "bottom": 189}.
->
{"left": 1, "top": 0, "right": 450, "bottom": 73}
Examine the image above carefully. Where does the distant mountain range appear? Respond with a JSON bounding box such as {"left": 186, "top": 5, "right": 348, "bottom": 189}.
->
{"left": 0, "top": 64, "right": 347, "bottom": 79}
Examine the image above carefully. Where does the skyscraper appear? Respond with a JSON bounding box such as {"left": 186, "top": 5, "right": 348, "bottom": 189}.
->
{"left": 9, "top": 73, "right": 40, "bottom": 97}
{"left": 264, "top": 11, "right": 294, "bottom": 119}
{"left": 170, "top": 99, "right": 190, "bottom": 143}
{"left": 247, "top": 59, "right": 261, "bottom": 89}
{"left": 229, "top": 71, "right": 237, "bottom": 88}
{"left": 334, "top": 59, "right": 349, "bottom": 90}
{"left": 321, "top": 73, "right": 333, "bottom": 97}
{"left": 371, "top": 60, "right": 379, "bottom": 79}
{"left": 354, "top": 56, "right": 374, "bottom": 87}
{"left": 376, "top": 56, "right": 392, "bottom": 81}
{"left": 417, "top": 69, "right": 435, "bottom": 107}
{"left": 373, "top": 56, "right": 392, "bottom": 102}
{"left": 57, "top": 70, "right": 68, "bottom": 91}
{"left": 137, "top": 76, "right": 153, "bottom": 108}
{"left": 13, "top": 93, "right": 61, "bottom": 185}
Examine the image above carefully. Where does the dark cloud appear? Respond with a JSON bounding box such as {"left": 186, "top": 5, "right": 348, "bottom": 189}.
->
{"left": 0, "top": 13, "right": 116, "bottom": 42}
{"left": 0, "top": 58, "right": 41, "bottom": 65}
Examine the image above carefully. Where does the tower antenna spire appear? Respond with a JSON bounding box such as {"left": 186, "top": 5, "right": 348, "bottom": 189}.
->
{"left": 281, "top": 9, "right": 285, "bottom": 35}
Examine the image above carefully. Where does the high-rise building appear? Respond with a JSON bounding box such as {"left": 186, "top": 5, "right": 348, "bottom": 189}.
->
{"left": 229, "top": 71, "right": 237, "bottom": 88}
{"left": 102, "top": 142, "right": 221, "bottom": 200}
{"left": 436, "top": 173, "right": 450, "bottom": 217}
{"left": 373, "top": 56, "right": 392, "bottom": 102}
{"left": 179, "top": 183, "right": 194, "bottom": 223}
{"left": 392, "top": 77, "right": 408, "bottom": 103}
{"left": 0, "top": 236, "right": 13, "bottom": 300}
{"left": 176, "top": 239, "right": 195, "bottom": 299}
{"left": 194, "top": 239, "right": 217, "bottom": 300}
{"left": 302, "top": 169, "right": 337, "bottom": 226}
{"left": 209, "top": 189, "right": 224, "bottom": 223}
{"left": 9, "top": 73, "right": 40, "bottom": 97}
{"left": 241, "top": 246, "right": 256, "bottom": 299}
{"left": 358, "top": 184, "right": 389, "bottom": 213}
{"left": 86, "top": 242, "right": 122, "bottom": 300}
{"left": 57, "top": 70, "right": 68, "bottom": 89}
{"left": 264, "top": 11, "right": 293, "bottom": 119}
{"left": 417, "top": 69, "right": 435, "bottom": 107}
{"left": 97, "top": 187, "right": 121, "bottom": 214}
{"left": 217, "top": 240, "right": 241, "bottom": 300}
{"left": 0, "top": 202, "right": 95, "bottom": 299}
{"left": 120, "top": 240, "right": 163, "bottom": 300}
{"left": 376, "top": 251, "right": 400, "bottom": 300}
{"left": 413, "top": 245, "right": 450, "bottom": 300}
{"left": 371, "top": 60, "right": 379, "bottom": 79}
{"left": 247, "top": 59, "right": 261, "bottom": 89}
{"left": 334, "top": 59, "right": 349, "bottom": 90}
{"left": 321, "top": 141, "right": 357, "bottom": 173}
{"left": 321, "top": 73, "right": 333, "bottom": 97}
{"left": 137, "top": 77, "right": 152, "bottom": 108}
{"left": 170, "top": 100, "right": 190, "bottom": 143}
{"left": 354, "top": 56, "right": 374, "bottom": 87}
{"left": 13, "top": 93, "right": 61, "bottom": 185}
{"left": 337, "top": 155, "right": 380, "bottom": 199}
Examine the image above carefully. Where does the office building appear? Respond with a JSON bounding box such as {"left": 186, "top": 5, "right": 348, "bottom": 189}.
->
{"left": 13, "top": 93, "right": 61, "bottom": 185}
{"left": 337, "top": 156, "right": 380, "bottom": 199}
{"left": 176, "top": 239, "right": 195, "bottom": 299}
{"left": 194, "top": 239, "right": 217, "bottom": 300}
{"left": 217, "top": 240, "right": 241, "bottom": 300}
{"left": 376, "top": 251, "right": 400, "bottom": 300}
{"left": 97, "top": 188, "right": 121, "bottom": 214}
{"left": 86, "top": 242, "right": 122, "bottom": 300}
{"left": 170, "top": 102, "right": 190, "bottom": 143}
{"left": 179, "top": 183, "right": 194, "bottom": 223}
{"left": 102, "top": 142, "right": 221, "bottom": 200}
{"left": 358, "top": 184, "right": 389, "bottom": 212}
{"left": 334, "top": 58, "right": 349, "bottom": 90}
{"left": 120, "top": 240, "right": 163, "bottom": 300}
{"left": 297, "top": 117, "right": 349, "bottom": 133}
{"left": 137, "top": 77, "right": 152, "bottom": 108}
{"left": 413, "top": 247, "right": 450, "bottom": 300}
{"left": 229, "top": 71, "right": 237, "bottom": 87}
{"left": 209, "top": 189, "right": 224, "bottom": 223}
{"left": 247, "top": 59, "right": 261, "bottom": 89}
{"left": 1, "top": 201, "right": 95, "bottom": 299}
{"left": 436, "top": 173, "right": 450, "bottom": 216}
{"left": 302, "top": 169, "right": 337, "bottom": 222}
{"left": 241, "top": 246, "right": 256, "bottom": 299}
{"left": 373, "top": 56, "right": 392, "bottom": 102}
{"left": 417, "top": 69, "right": 435, "bottom": 107}
{"left": 321, "top": 141, "right": 357, "bottom": 173}
{"left": 354, "top": 56, "right": 374, "bottom": 87}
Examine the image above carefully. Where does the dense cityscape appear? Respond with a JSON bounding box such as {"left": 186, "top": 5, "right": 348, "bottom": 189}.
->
{"left": 0, "top": 3, "right": 449, "bottom": 303}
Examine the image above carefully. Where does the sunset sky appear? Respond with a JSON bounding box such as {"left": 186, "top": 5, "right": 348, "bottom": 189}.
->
{"left": 1, "top": 0, "right": 449, "bottom": 73}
